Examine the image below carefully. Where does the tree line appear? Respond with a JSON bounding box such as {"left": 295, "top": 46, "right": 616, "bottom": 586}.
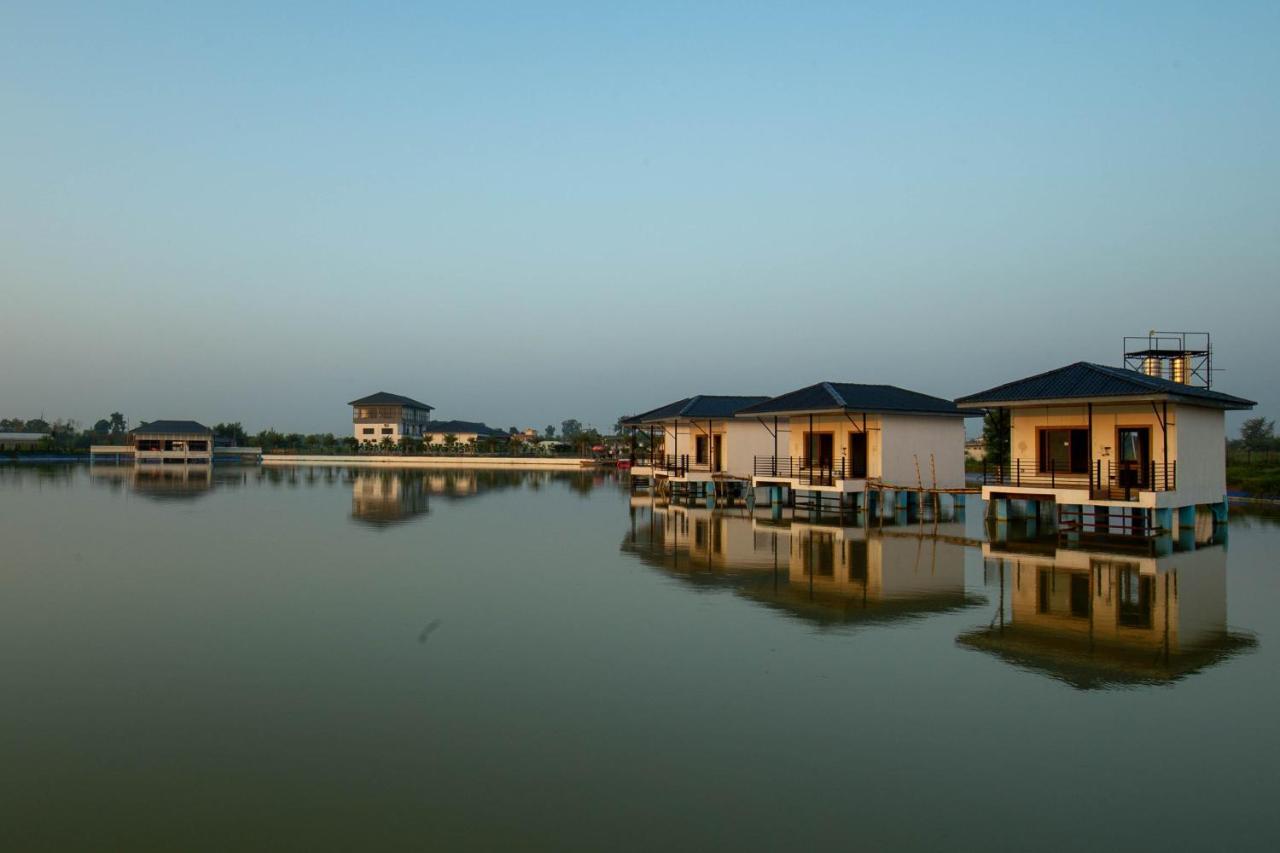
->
{"left": 1, "top": 413, "right": 624, "bottom": 457}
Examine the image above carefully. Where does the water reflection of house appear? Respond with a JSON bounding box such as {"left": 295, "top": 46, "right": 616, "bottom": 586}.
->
{"left": 350, "top": 470, "right": 432, "bottom": 526}
{"left": 621, "top": 504, "right": 980, "bottom": 627}
{"left": 958, "top": 532, "right": 1255, "bottom": 688}
{"left": 89, "top": 463, "right": 254, "bottom": 500}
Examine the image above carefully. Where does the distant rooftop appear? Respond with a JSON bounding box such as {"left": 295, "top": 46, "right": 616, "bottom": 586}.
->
{"left": 622, "top": 395, "right": 771, "bottom": 425}
{"left": 955, "top": 362, "right": 1255, "bottom": 410}
{"left": 348, "top": 391, "right": 434, "bottom": 410}
{"left": 425, "top": 420, "right": 507, "bottom": 438}
{"left": 738, "top": 382, "right": 965, "bottom": 417}
{"left": 131, "top": 420, "right": 212, "bottom": 435}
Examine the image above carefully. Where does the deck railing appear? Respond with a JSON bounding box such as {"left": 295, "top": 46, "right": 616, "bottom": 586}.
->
{"left": 633, "top": 453, "right": 712, "bottom": 476}
{"left": 753, "top": 456, "right": 867, "bottom": 486}
{"left": 980, "top": 459, "right": 1176, "bottom": 501}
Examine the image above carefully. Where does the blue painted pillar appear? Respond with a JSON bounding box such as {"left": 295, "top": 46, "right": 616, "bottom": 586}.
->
{"left": 1177, "top": 504, "right": 1196, "bottom": 530}
{"left": 993, "top": 498, "right": 1008, "bottom": 522}
{"left": 1154, "top": 507, "right": 1172, "bottom": 533}
{"left": 1210, "top": 499, "right": 1228, "bottom": 525}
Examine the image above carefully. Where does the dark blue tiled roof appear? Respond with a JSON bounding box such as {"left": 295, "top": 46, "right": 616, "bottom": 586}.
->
{"left": 425, "top": 420, "right": 507, "bottom": 437}
{"left": 131, "top": 420, "right": 212, "bottom": 435}
{"left": 348, "top": 391, "right": 434, "bottom": 410}
{"left": 955, "top": 362, "right": 1255, "bottom": 410}
{"left": 737, "top": 383, "right": 964, "bottom": 417}
{"left": 623, "top": 395, "right": 770, "bottom": 425}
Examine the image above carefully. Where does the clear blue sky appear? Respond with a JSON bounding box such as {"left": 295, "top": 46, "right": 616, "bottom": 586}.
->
{"left": 2, "top": 1, "right": 1277, "bottom": 435}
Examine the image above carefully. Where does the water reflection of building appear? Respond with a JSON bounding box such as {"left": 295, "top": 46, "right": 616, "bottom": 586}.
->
{"left": 622, "top": 504, "right": 981, "bottom": 627}
{"left": 345, "top": 467, "right": 605, "bottom": 526}
{"left": 89, "top": 464, "right": 253, "bottom": 500}
{"left": 350, "top": 470, "right": 433, "bottom": 526}
{"left": 958, "top": 527, "right": 1256, "bottom": 688}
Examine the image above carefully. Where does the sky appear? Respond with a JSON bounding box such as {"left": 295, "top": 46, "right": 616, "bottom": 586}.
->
{"left": 2, "top": 1, "right": 1277, "bottom": 436}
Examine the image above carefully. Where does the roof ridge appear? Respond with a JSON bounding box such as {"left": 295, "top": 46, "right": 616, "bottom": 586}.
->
{"left": 821, "top": 381, "right": 847, "bottom": 408}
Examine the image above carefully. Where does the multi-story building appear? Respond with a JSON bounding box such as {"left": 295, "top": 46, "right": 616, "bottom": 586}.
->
{"left": 349, "top": 392, "right": 434, "bottom": 445}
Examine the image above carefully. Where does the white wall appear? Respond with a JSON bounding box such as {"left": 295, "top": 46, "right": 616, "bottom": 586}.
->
{"left": 879, "top": 414, "right": 966, "bottom": 489}
{"left": 725, "top": 419, "right": 783, "bottom": 479}
{"left": 1173, "top": 405, "right": 1227, "bottom": 506}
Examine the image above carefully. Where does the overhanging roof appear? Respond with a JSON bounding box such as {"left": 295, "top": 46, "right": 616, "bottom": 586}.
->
{"left": 622, "top": 395, "right": 770, "bottom": 425}
{"left": 131, "top": 420, "right": 211, "bottom": 435}
{"left": 348, "top": 391, "right": 434, "bottom": 410}
{"left": 955, "top": 362, "right": 1255, "bottom": 411}
{"left": 737, "top": 382, "right": 965, "bottom": 418}
{"left": 425, "top": 420, "right": 507, "bottom": 438}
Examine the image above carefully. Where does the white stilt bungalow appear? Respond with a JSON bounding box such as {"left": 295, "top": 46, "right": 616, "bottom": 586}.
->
{"left": 622, "top": 395, "right": 771, "bottom": 493}
{"left": 956, "top": 362, "right": 1255, "bottom": 536}
{"left": 737, "top": 382, "right": 968, "bottom": 514}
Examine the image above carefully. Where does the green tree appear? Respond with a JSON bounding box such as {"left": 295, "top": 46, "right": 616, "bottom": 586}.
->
{"left": 561, "top": 419, "right": 582, "bottom": 440}
{"left": 24, "top": 418, "right": 50, "bottom": 433}
{"left": 1240, "top": 417, "right": 1276, "bottom": 451}
{"left": 981, "top": 408, "right": 1011, "bottom": 468}
{"left": 108, "top": 412, "right": 128, "bottom": 434}
{"left": 213, "top": 422, "right": 248, "bottom": 445}
{"left": 92, "top": 418, "right": 111, "bottom": 434}
{"left": 378, "top": 435, "right": 396, "bottom": 454}
{"left": 545, "top": 425, "right": 555, "bottom": 438}
{"left": 443, "top": 433, "right": 458, "bottom": 452}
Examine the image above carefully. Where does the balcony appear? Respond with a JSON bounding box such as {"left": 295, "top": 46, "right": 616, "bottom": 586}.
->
{"left": 979, "top": 459, "right": 1176, "bottom": 502}
{"left": 753, "top": 456, "right": 866, "bottom": 487}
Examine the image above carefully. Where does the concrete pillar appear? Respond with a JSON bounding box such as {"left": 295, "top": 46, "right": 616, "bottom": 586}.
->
{"left": 1177, "top": 504, "right": 1196, "bottom": 532}
{"left": 1154, "top": 507, "right": 1172, "bottom": 533}
{"left": 993, "top": 498, "right": 1008, "bottom": 522}
{"left": 1154, "top": 534, "right": 1173, "bottom": 557}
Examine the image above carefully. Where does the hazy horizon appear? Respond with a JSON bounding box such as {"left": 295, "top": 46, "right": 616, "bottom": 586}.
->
{"left": 3, "top": 2, "right": 1277, "bottom": 436}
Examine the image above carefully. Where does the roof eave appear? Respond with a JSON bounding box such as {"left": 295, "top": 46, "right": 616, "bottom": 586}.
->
{"left": 956, "top": 392, "right": 1252, "bottom": 411}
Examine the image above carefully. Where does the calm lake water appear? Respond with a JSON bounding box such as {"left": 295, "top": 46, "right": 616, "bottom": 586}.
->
{"left": 1, "top": 463, "right": 1277, "bottom": 851}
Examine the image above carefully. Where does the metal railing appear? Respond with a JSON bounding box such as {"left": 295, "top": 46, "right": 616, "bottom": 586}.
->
{"left": 633, "top": 453, "right": 712, "bottom": 476}
{"left": 753, "top": 456, "right": 867, "bottom": 486}
{"left": 980, "top": 459, "right": 1176, "bottom": 501}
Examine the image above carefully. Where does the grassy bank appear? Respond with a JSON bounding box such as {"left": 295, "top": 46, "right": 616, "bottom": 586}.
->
{"left": 1227, "top": 457, "right": 1280, "bottom": 499}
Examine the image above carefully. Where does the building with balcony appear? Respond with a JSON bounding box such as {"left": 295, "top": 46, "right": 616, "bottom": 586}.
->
{"left": 737, "top": 382, "right": 968, "bottom": 514}
{"left": 621, "top": 395, "right": 771, "bottom": 494}
{"left": 349, "top": 391, "right": 434, "bottom": 445}
{"left": 956, "top": 361, "right": 1255, "bottom": 535}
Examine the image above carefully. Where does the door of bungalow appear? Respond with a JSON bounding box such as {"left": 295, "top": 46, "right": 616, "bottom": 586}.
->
{"left": 847, "top": 432, "right": 868, "bottom": 478}
{"left": 1117, "top": 427, "right": 1151, "bottom": 491}
{"left": 804, "top": 432, "right": 834, "bottom": 470}
{"left": 712, "top": 434, "right": 723, "bottom": 472}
